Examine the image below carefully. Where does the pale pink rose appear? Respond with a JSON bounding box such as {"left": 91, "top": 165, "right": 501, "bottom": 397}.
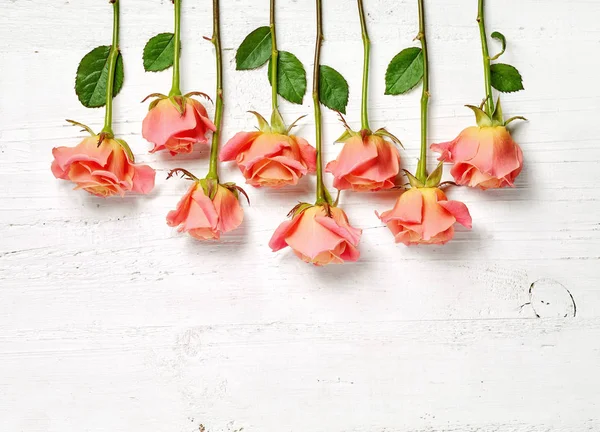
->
{"left": 326, "top": 133, "right": 400, "bottom": 191}
{"left": 431, "top": 126, "right": 523, "bottom": 190}
{"left": 269, "top": 205, "right": 362, "bottom": 266}
{"left": 51, "top": 136, "right": 155, "bottom": 197}
{"left": 220, "top": 131, "right": 317, "bottom": 188}
{"left": 377, "top": 187, "right": 472, "bottom": 245}
{"left": 167, "top": 182, "right": 244, "bottom": 240}
{"left": 142, "top": 98, "right": 216, "bottom": 155}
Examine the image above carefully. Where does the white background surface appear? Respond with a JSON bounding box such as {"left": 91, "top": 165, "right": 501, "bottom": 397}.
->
{"left": 1, "top": 0, "right": 599, "bottom": 431}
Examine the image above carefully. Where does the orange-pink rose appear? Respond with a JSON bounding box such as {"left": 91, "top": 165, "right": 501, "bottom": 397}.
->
{"left": 377, "top": 187, "right": 472, "bottom": 245}
{"left": 431, "top": 126, "right": 523, "bottom": 190}
{"left": 167, "top": 181, "right": 244, "bottom": 240}
{"left": 326, "top": 133, "right": 400, "bottom": 191}
{"left": 269, "top": 205, "right": 362, "bottom": 266}
{"left": 51, "top": 136, "right": 155, "bottom": 197}
{"left": 220, "top": 131, "right": 317, "bottom": 188}
{"left": 142, "top": 97, "right": 216, "bottom": 155}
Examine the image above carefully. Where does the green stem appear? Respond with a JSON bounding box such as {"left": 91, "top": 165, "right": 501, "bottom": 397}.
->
{"left": 102, "top": 0, "right": 120, "bottom": 136}
{"left": 270, "top": 0, "right": 279, "bottom": 112}
{"left": 207, "top": 0, "right": 223, "bottom": 181}
{"left": 313, "top": 0, "right": 329, "bottom": 205}
{"left": 357, "top": 0, "right": 370, "bottom": 131}
{"left": 415, "top": 0, "right": 430, "bottom": 184}
{"left": 477, "top": 0, "right": 494, "bottom": 116}
{"left": 169, "top": 0, "right": 182, "bottom": 97}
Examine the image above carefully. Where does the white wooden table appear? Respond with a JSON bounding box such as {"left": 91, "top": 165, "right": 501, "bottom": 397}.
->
{"left": 1, "top": 0, "right": 599, "bottom": 431}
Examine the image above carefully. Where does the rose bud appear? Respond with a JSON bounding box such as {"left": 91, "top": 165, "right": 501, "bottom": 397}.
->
{"left": 142, "top": 94, "right": 216, "bottom": 155}
{"left": 377, "top": 187, "right": 472, "bottom": 245}
{"left": 431, "top": 99, "right": 525, "bottom": 190}
{"left": 219, "top": 111, "right": 316, "bottom": 188}
{"left": 326, "top": 130, "right": 401, "bottom": 191}
{"left": 167, "top": 179, "right": 244, "bottom": 240}
{"left": 51, "top": 132, "right": 155, "bottom": 197}
{"left": 269, "top": 204, "right": 362, "bottom": 266}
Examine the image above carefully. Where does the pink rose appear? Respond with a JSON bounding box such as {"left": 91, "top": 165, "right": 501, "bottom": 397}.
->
{"left": 142, "top": 97, "right": 216, "bottom": 155}
{"left": 326, "top": 133, "right": 400, "bottom": 191}
{"left": 377, "top": 187, "right": 472, "bottom": 245}
{"left": 269, "top": 205, "right": 362, "bottom": 266}
{"left": 220, "top": 131, "right": 317, "bottom": 188}
{"left": 51, "top": 136, "right": 155, "bottom": 197}
{"left": 167, "top": 181, "right": 244, "bottom": 240}
{"left": 431, "top": 126, "right": 523, "bottom": 190}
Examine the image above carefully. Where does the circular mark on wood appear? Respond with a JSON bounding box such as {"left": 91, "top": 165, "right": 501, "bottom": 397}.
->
{"left": 528, "top": 278, "right": 576, "bottom": 318}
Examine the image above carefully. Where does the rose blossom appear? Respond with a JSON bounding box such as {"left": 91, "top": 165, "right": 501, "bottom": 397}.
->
{"left": 377, "top": 187, "right": 472, "bottom": 245}
{"left": 220, "top": 131, "right": 317, "bottom": 188}
{"left": 167, "top": 181, "right": 244, "bottom": 240}
{"left": 51, "top": 135, "right": 155, "bottom": 197}
{"left": 269, "top": 205, "right": 362, "bottom": 266}
{"left": 142, "top": 97, "right": 216, "bottom": 155}
{"left": 326, "top": 133, "right": 400, "bottom": 191}
{"left": 431, "top": 126, "right": 523, "bottom": 190}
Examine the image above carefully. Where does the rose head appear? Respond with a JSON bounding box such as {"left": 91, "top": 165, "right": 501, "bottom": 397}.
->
{"left": 220, "top": 111, "right": 316, "bottom": 188}
{"left": 377, "top": 187, "right": 472, "bottom": 245}
{"left": 326, "top": 132, "right": 401, "bottom": 191}
{"left": 51, "top": 135, "right": 155, "bottom": 197}
{"left": 142, "top": 96, "right": 216, "bottom": 155}
{"left": 269, "top": 205, "right": 362, "bottom": 266}
{"left": 431, "top": 125, "right": 523, "bottom": 190}
{"left": 167, "top": 181, "right": 244, "bottom": 240}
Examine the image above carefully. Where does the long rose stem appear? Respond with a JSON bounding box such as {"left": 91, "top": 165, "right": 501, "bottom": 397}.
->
{"left": 269, "top": 0, "right": 279, "bottom": 112}
{"left": 169, "top": 0, "right": 182, "bottom": 96}
{"left": 207, "top": 0, "right": 223, "bottom": 181}
{"left": 102, "top": 0, "right": 119, "bottom": 136}
{"left": 477, "top": 0, "right": 494, "bottom": 116}
{"left": 415, "top": 0, "right": 430, "bottom": 184}
{"left": 357, "top": 0, "right": 370, "bottom": 131}
{"left": 313, "top": 0, "right": 329, "bottom": 205}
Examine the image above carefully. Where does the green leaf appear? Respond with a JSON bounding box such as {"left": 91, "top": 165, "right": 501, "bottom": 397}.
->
{"left": 490, "top": 63, "right": 524, "bottom": 93}
{"left": 143, "top": 33, "right": 175, "bottom": 72}
{"left": 268, "top": 51, "right": 307, "bottom": 104}
{"left": 319, "top": 65, "right": 349, "bottom": 114}
{"left": 236, "top": 26, "right": 272, "bottom": 70}
{"left": 384, "top": 47, "right": 423, "bottom": 95}
{"left": 490, "top": 31, "right": 506, "bottom": 60}
{"left": 75, "top": 45, "right": 124, "bottom": 108}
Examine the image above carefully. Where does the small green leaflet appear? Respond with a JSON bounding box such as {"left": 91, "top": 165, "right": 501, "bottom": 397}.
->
{"left": 319, "top": 65, "right": 349, "bottom": 114}
{"left": 490, "top": 31, "right": 506, "bottom": 60}
{"left": 236, "top": 26, "right": 272, "bottom": 70}
{"left": 143, "top": 33, "right": 175, "bottom": 72}
{"left": 268, "top": 51, "right": 307, "bottom": 104}
{"left": 75, "top": 45, "right": 124, "bottom": 108}
{"left": 490, "top": 63, "right": 524, "bottom": 93}
{"left": 385, "top": 47, "right": 423, "bottom": 95}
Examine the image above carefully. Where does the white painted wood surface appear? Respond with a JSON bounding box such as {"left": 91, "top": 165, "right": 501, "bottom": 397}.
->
{"left": 1, "top": 0, "right": 599, "bottom": 430}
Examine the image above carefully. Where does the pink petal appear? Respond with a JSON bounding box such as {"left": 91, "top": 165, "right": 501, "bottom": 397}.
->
{"left": 379, "top": 188, "right": 423, "bottom": 224}
{"left": 181, "top": 188, "right": 219, "bottom": 232}
{"left": 420, "top": 188, "right": 456, "bottom": 241}
{"left": 142, "top": 99, "right": 197, "bottom": 149}
{"left": 294, "top": 136, "right": 317, "bottom": 172}
{"left": 327, "top": 135, "right": 377, "bottom": 178}
{"left": 220, "top": 131, "right": 261, "bottom": 161}
{"left": 131, "top": 164, "right": 156, "bottom": 194}
{"left": 439, "top": 200, "right": 472, "bottom": 229}
{"left": 269, "top": 214, "right": 304, "bottom": 252}
{"left": 213, "top": 186, "right": 244, "bottom": 234}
